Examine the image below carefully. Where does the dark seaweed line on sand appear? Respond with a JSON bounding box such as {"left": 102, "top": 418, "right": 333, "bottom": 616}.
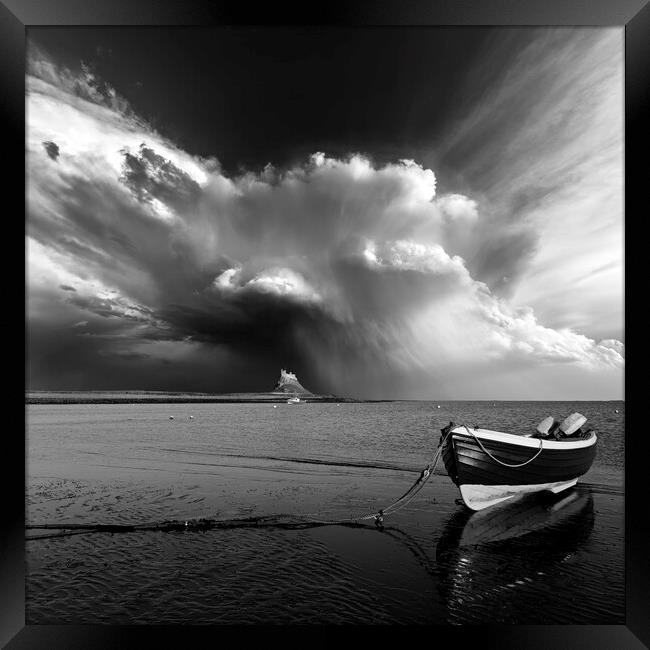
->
{"left": 26, "top": 515, "right": 381, "bottom": 540}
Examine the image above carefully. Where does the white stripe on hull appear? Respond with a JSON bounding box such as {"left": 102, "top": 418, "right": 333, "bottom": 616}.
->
{"left": 459, "top": 478, "right": 579, "bottom": 511}
{"left": 451, "top": 427, "right": 597, "bottom": 450}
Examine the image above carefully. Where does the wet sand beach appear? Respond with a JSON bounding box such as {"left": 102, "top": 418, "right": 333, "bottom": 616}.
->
{"left": 26, "top": 400, "right": 624, "bottom": 624}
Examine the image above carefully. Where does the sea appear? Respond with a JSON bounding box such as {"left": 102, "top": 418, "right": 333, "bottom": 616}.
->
{"left": 25, "top": 399, "right": 624, "bottom": 624}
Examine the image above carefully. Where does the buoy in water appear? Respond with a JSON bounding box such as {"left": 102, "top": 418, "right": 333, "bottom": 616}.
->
{"left": 189, "top": 415, "right": 194, "bottom": 419}
{"left": 169, "top": 416, "right": 174, "bottom": 420}
{"left": 437, "top": 405, "right": 440, "bottom": 409}
{"left": 615, "top": 409, "right": 619, "bottom": 414}
{"left": 273, "top": 405, "right": 277, "bottom": 409}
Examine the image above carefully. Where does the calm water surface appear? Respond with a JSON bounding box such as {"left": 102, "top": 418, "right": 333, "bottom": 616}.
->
{"left": 26, "top": 400, "right": 624, "bottom": 624}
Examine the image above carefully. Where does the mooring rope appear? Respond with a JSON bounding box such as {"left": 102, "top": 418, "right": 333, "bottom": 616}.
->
{"left": 461, "top": 424, "right": 544, "bottom": 468}
{"left": 299, "top": 425, "right": 453, "bottom": 524}
{"left": 25, "top": 511, "right": 393, "bottom": 539}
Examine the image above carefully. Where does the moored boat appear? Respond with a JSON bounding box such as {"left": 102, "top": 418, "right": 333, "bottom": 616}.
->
{"left": 287, "top": 396, "right": 304, "bottom": 404}
{"left": 439, "top": 413, "right": 597, "bottom": 511}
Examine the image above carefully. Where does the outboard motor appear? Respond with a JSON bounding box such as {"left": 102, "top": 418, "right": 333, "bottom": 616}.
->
{"left": 535, "top": 416, "right": 555, "bottom": 437}
{"left": 559, "top": 413, "right": 587, "bottom": 437}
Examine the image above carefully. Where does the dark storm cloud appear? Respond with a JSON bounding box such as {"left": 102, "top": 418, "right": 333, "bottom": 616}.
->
{"left": 156, "top": 295, "right": 329, "bottom": 356}
{"left": 66, "top": 293, "right": 153, "bottom": 322}
{"left": 102, "top": 350, "right": 151, "bottom": 361}
{"left": 120, "top": 143, "right": 201, "bottom": 209}
{"left": 27, "top": 316, "right": 254, "bottom": 392}
{"left": 42, "top": 140, "right": 59, "bottom": 161}
{"left": 26, "top": 37, "right": 624, "bottom": 398}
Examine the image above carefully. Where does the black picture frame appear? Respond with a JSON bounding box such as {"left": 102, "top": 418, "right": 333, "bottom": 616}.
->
{"left": 4, "top": 1, "right": 647, "bottom": 646}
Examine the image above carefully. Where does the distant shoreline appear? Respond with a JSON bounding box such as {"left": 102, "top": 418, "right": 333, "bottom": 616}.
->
{"left": 25, "top": 391, "right": 385, "bottom": 405}
{"left": 25, "top": 391, "right": 623, "bottom": 405}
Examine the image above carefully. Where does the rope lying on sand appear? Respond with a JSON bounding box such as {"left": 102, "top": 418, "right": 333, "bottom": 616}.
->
{"left": 27, "top": 432, "right": 453, "bottom": 540}
{"left": 25, "top": 516, "right": 374, "bottom": 540}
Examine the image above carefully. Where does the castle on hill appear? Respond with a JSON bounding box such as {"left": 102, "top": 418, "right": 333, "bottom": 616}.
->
{"left": 273, "top": 368, "right": 312, "bottom": 395}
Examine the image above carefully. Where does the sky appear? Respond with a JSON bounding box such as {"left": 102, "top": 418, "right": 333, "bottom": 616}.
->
{"left": 26, "top": 27, "right": 624, "bottom": 399}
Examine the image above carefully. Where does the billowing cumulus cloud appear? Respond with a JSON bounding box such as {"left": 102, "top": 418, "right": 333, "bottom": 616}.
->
{"left": 214, "top": 266, "right": 323, "bottom": 305}
{"left": 26, "top": 47, "right": 624, "bottom": 399}
{"left": 432, "top": 29, "right": 624, "bottom": 341}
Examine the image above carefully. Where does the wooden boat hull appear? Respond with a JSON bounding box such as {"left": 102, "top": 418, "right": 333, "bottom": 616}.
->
{"left": 441, "top": 426, "right": 597, "bottom": 511}
{"left": 459, "top": 479, "right": 579, "bottom": 510}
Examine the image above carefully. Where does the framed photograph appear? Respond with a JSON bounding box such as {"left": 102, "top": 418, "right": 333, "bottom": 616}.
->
{"left": 4, "top": 0, "right": 647, "bottom": 646}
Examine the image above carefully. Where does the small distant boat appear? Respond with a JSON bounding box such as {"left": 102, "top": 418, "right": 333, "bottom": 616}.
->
{"left": 439, "top": 413, "right": 597, "bottom": 511}
{"left": 286, "top": 396, "right": 304, "bottom": 404}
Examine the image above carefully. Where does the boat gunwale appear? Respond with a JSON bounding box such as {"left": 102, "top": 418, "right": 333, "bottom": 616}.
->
{"left": 450, "top": 426, "right": 597, "bottom": 450}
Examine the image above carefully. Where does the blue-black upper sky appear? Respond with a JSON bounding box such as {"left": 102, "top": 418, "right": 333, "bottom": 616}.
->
{"left": 27, "top": 27, "right": 624, "bottom": 398}
{"left": 29, "top": 28, "right": 500, "bottom": 179}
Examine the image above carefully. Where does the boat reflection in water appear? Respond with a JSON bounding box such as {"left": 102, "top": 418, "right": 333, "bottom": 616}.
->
{"left": 435, "top": 488, "right": 595, "bottom": 624}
